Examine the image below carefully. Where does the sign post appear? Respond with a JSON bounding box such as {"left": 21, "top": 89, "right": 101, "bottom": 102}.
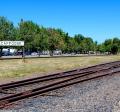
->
{"left": 22, "top": 46, "right": 25, "bottom": 62}
{"left": 0, "top": 41, "right": 25, "bottom": 61}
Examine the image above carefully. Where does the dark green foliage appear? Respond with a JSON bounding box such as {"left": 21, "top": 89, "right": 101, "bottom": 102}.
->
{"left": 0, "top": 17, "right": 15, "bottom": 56}
{"left": 0, "top": 16, "right": 120, "bottom": 55}
{"left": 98, "top": 38, "right": 120, "bottom": 54}
{"left": 111, "top": 44, "right": 118, "bottom": 54}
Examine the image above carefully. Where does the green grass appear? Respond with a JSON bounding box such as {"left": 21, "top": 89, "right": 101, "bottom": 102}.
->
{"left": 0, "top": 55, "right": 120, "bottom": 78}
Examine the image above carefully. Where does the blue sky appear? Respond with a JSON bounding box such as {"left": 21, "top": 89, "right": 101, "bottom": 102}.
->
{"left": 0, "top": 0, "right": 120, "bottom": 43}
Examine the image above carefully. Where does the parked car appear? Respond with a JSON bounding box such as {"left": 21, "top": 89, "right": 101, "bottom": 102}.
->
{"left": 31, "top": 52, "right": 38, "bottom": 56}
{"left": 53, "top": 50, "right": 62, "bottom": 55}
{"left": 15, "top": 51, "right": 23, "bottom": 56}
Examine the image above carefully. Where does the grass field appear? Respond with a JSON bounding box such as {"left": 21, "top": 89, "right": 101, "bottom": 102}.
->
{"left": 0, "top": 55, "right": 120, "bottom": 78}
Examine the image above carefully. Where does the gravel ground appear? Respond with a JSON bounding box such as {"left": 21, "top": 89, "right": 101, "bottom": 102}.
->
{"left": 0, "top": 73, "right": 120, "bottom": 112}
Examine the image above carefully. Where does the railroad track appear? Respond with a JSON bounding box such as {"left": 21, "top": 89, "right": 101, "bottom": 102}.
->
{"left": 0, "top": 61, "right": 120, "bottom": 90}
{"left": 0, "top": 61, "right": 120, "bottom": 109}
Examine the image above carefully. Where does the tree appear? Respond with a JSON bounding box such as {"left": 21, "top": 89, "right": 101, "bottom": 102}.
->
{"left": 18, "top": 20, "right": 40, "bottom": 52}
{"left": 103, "top": 38, "right": 120, "bottom": 54}
{"left": 104, "top": 39, "right": 112, "bottom": 53}
{"left": 33, "top": 27, "right": 49, "bottom": 55}
{"left": 111, "top": 44, "right": 118, "bottom": 55}
{"left": 67, "top": 38, "right": 78, "bottom": 53}
{"left": 74, "top": 34, "right": 84, "bottom": 44}
{"left": 113, "top": 37, "right": 120, "bottom": 45}
{"left": 81, "top": 37, "right": 94, "bottom": 54}
{"left": 0, "top": 16, "right": 15, "bottom": 57}
{"left": 97, "top": 44, "right": 106, "bottom": 53}
{"left": 0, "top": 17, "right": 119, "bottom": 56}
{"left": 62, "top": 32, "right": 70, "bottom": 53}
{"left": 93, "top": 41, "right": 98, "bottom": 54}
{"left": 113, "top": 37, "right": 120, "bottom": 52}
{"left": 47, "top": 28, "right": 65, "bottom": 56}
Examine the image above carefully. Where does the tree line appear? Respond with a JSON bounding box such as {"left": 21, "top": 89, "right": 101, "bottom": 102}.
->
{"left": 0, "top": 16, "right": 120, "bottom": 56}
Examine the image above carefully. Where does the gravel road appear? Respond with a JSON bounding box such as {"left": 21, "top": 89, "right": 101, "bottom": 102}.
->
{"left": 0, "top": 73, "right": 120, "bottom": 112}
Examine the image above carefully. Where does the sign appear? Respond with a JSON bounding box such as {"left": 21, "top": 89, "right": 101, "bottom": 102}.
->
{"left": 0, "top": 41, "right": 24, "bottom": 46}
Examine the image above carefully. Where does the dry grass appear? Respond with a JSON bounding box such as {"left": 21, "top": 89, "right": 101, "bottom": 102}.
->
{"left": 0, "top": 55, "right": 120, "bottom": 78}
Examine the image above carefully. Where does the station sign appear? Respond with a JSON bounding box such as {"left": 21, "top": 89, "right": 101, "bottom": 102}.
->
{"left": 0, "top": 41, "right": 24, "bottom": 46}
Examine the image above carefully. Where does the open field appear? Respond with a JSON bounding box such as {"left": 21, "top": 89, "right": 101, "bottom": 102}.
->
{"left": 0, "top": 55, "right": 120, "bottom": 79}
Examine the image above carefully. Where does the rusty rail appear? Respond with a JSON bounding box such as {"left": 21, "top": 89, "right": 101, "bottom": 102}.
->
{"left": 0, "top": 61, "right": 120, "bottom": 90}
{"left": 0, "top": 62, "right": 120, "bottom": 109}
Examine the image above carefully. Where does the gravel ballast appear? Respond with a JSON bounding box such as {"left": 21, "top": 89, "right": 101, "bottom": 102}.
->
{"left": 1, "top": 73, "right": 120, "bottom": 112}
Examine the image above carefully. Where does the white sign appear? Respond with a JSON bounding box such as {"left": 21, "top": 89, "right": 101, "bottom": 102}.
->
{"left": 0, "top": 41, "right": 24, "bottom": 46}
